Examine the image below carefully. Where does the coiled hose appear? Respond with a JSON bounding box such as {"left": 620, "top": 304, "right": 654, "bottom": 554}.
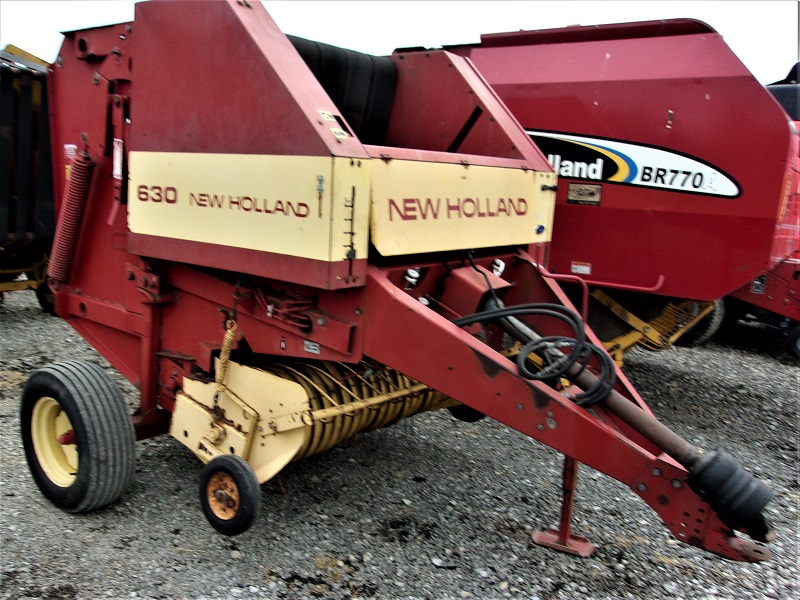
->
{"left": 452, "top": 299, "right": 616, "bottom": 406}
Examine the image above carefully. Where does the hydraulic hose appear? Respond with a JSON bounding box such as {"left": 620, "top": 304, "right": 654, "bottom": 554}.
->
{"left": 454, "top": 298, "right": 616, "bottom": 407}
{"left": 452, "top": 297, "right": 775, "bottom": 543}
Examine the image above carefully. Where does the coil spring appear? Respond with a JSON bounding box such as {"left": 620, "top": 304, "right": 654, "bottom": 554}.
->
{"left": 48, "top": 153, "right": 94, "bottom": 282}
{"left": 263, "top": 362, "right": 451, "bottom": 461}
{"left": 216, "top": 321, "right": 238, "bottom": 389}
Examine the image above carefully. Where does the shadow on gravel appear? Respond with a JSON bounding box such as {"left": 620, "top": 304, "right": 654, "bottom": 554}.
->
{"left": 712, "top": 321, "right": 797, "bottom": 364}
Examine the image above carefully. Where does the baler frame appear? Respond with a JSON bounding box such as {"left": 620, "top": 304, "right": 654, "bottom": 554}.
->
{"left": 15, "top": 0, "right": 776, "bottom": 565}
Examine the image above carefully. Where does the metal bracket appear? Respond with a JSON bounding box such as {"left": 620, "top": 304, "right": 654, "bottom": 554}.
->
{"left": 532, "top": 456, "right": 596, "bottom": 557}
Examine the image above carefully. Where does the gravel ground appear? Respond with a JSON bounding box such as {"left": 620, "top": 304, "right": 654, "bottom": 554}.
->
{"left": 0, "top": 289, "right": 797, "bottom": 600}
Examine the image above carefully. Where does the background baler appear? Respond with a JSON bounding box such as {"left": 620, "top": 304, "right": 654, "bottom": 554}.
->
{"left": 0, "top": 48, "right": 56, "bottom": 313}
{"left": 446, "top": 19, "right": 800, "bottom": 362}
{"left": 722, "top": 65, "right": 799, "bottom": 357}
{"left": 10, "top": 0, "right": 777, "bottom": 562}
{"left": 724, "top": 248, "right": 799, "bottom": 356}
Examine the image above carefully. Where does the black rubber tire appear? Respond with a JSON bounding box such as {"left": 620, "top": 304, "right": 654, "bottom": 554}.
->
{"left": 20, "top": 361, "right": 136, "bottom": 513}
{"left": 788, "top": 324, "right": 800, "bottom": 359}
{"left": 674, "top": 299, "right": 725, "bottom": 347}
{"left": 199, "top": 455, "right": 262, "bottom": 536}
{"left": 447, "top": 404, "right": 486, "bottom": 423}
{"left": 35, "top": 283, "right": 56, "bottom": 316}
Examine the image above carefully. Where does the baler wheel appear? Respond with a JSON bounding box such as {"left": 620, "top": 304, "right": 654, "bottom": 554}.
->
{"left": 788, "top": 324, "right": 800, "bottom": 359}
{"left": 447, "top": 404, "right": 486, "bottom": 423}
{"left": 199, "top": 455, "right": 261, "bottom": 536}
{"left": 34, "top": 282, "right": 56, "bottom": 316}
{"left": 20, "top": 361, "right": 136, "bottom": 512}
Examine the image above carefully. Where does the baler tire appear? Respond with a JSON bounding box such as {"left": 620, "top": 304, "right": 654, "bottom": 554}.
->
{"left": 788, "top": 325, "right": 800, "bottom": 359}
{"left": 20, "top": 361, "right": 136, "bottom": 513}
{"left": 35, "top": 283, "right": 56, "bottom": 316}
{"left": 199, "top": 455, "right": 261, "bottom": 536}
{"left": 674, "top": 299, "right": 725, "bottom": 347}
{"left": 447, "top": 404, "right": 486, "bottom": 423}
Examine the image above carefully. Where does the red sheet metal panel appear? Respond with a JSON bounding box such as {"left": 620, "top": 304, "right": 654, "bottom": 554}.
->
{"left": 130, "top": 0, "right": 365, "bottom": 158}
{"left": 459, "top": 19, "right": 800, "bottom": 300}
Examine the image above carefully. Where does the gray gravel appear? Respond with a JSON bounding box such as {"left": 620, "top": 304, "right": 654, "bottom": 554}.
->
{"left": 1, "top": 289, "right": 798, "bottom": 600}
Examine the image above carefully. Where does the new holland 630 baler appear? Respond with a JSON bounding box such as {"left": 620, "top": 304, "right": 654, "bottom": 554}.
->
{"left": 12, "top": 0, "right": 776, "bottom": 561}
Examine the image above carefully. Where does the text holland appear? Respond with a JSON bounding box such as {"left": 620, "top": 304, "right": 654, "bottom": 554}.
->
{"left": 189, "top": 193, "right": 309, "bottom": 217}
{"left": 388, "top": 197, "right": 528, "bottom": 221}
{"left": 547, "top": 155, "right": 603, "bottom": 180}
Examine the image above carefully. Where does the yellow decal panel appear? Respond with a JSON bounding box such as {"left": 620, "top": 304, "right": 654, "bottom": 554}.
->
{"left": 370, "top": 161, "right": 555, "bottom": 256}
{"left": 128, "top": 152, "right": 370, "bottom": 263}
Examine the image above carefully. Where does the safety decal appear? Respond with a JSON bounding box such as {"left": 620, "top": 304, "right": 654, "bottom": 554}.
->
{"left": 527, "top": 130, "right": 740, "bottom": 198}
{"left": 571, "top": 261, "right": 592, "bottom": 275}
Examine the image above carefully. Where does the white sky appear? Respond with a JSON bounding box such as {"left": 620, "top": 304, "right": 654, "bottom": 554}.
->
{"left": 0, "top": 0, "right": 798, "bottom": 85}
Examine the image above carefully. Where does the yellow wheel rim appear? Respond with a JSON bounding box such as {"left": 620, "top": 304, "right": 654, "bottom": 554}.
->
{"left": 31, "top": 396, "right": 78, "bottom": 487}
{"left": 206, "top": 472, "right": 240, "bottom": 521}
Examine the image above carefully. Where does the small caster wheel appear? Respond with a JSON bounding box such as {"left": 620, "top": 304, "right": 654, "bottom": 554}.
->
{"left": 199, "top": 455, "right": 261, "bottom": 536}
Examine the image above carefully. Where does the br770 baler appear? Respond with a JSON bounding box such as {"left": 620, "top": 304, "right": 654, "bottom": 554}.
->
{"left": 445, "top": 20, "right": 799, "bottom": 361}
{"left": 17, "top": 0, "right": 774, "bottom": 561}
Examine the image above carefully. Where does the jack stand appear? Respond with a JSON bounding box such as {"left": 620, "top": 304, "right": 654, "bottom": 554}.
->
{"left": 533, "top": 456, "right": 597, "bottom": 557}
